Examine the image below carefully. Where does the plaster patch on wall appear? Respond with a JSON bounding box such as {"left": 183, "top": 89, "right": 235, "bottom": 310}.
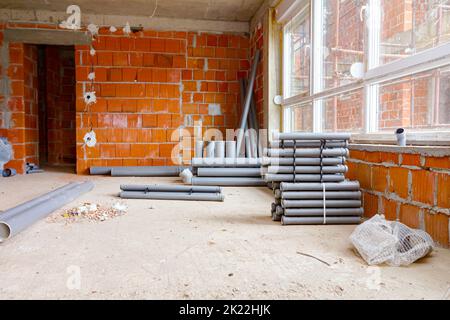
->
{"left": 0, "top": 40, "right": 11, "bottom": 129}
{"left": 0, "top": 137, "right": 13, "bottom": 170}
{"left": 203, "top": 58, "right": 208, "bottom": 72}
{"left": 208, "top": 103, "right": 221, "bottom": 116}
{"left": 184, "top": 115, "right": 194, "bottom": 127}
{"left": 196, "top": 80, "right": 201, "bottom": 92}
{"left": 192, "top": 34, "right": 197, "bottom": 48}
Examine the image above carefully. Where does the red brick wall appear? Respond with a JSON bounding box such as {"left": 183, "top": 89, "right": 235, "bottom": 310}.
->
{"left": 250, "top": 23, "right": 264, "bottom": 128}
{"left": 45, "top": 46, "right": 76, "bottom": 165}
{"left": 0, "top": 26, "right": 38, "bottom": 173}
{"left": 348, "top": 148, "right": 450, "bottom": 247}
{"left": 75, "top": 28, "right": 250, "bottom": 173}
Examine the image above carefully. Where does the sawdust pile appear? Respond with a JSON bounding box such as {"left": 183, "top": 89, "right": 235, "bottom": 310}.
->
{"left": 47, "top": 202, "right": 127, "bottom": 223}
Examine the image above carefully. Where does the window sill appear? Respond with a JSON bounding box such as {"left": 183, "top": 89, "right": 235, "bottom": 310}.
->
{"left": 349, "top": 143, "right": 450, "bottom": 157}
{"left": 351, "top": 132, "right": 450, "bottom": 147}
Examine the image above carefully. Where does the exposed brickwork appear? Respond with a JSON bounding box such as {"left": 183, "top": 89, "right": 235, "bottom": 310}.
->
{"left": 250, "top": 22, "right": 264, "bottom": 128}
{"left": 75, "top": 28, "right": 250, "bottom": 173}
{"left": 349, "top": 148, "right": 450, "bottom": 247}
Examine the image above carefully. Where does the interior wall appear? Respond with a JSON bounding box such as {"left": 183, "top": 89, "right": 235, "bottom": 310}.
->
{"left": 75, "top": 28, "right": 251, "bottom": 174}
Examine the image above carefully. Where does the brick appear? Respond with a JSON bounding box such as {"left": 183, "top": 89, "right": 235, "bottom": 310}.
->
{"left": 101, "top": 84, "right": 116, "bottom": 97}
{"left": 388, "top": 167, "right": 409, "bottom": 199}
{"left": 113, "top": 52, "right": 128, "bottom": 66}
{"left": 400, "top": 153, "right": 421, "bottom": 166}
{"left": 380, "top": 152, "right": 399, "bottom": 164}
{"left": 130, "top": 144, "right": 146, "bottom": 158}
{"left": 151, "top": 38, "right": 165, "bottom": 52}
{"left": 135, "top": 38, "right": 150, "bottom": 51}
{"left": 165, "top": 39, "right": 180, "bottom": 53}
{"left": 97, "top": 52, "right": 113, "bottom": 66}
{"left": 137, "top": 69, "right": 152, "bottom": 82}
{"left": 436, "top": 173, "right": 450, "bottom": 208}
{"left": 152, "top": 129, "right": 167, "bottom": 142}
{"left": 355, "top": 162, "right": 371, "bottom": 190}
{"left": 399, "top": 204, "right": 421, "bottom": 228}
{"left": 100, "top": 144, "right": 116, "bottom": 158}
{"left": 371, "top": 165, "right": 388, "bottom": 193}
{"left": 157, "top": 114, "right": 171, "bottom": 128}
{"left": 425, "top": 156, "right": 450, "bottom": 169}
{"left": 160, "top": 143, "right": 176, "bottom": 158}
{"left": 424, "top": 211, "right": 449, "bottom": 247}
{"left": 122, "top": 68, "right": 137, "bottom": 81}
{"left": 142, "top": 114, "right": 157, "bottom": 127}
{"left": 109, "top": 68, "right": 122, "bottom": 81}
{"left": 411, "top": 170, "right": 436, "bottom": 205}
{"left": 381, "top": 197, "right": 398, "bottom": 221}
{"left": 116, "top": 144, "right": 131, "bottom": 157}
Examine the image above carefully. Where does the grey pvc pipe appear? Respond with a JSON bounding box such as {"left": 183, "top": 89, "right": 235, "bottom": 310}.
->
{"left": 225, "top": 141, "right": 236, "bottom": 159}
{"left": 90, "top": 166, "right": 118, "bottom": 175}
{"left": 272, "top": 211, "right": 282, "bottom": 222}
{"left": 270, "top": 140, "right": 348, "bottom": 148}
{"left": 205, "top": 141, "right": 215, "bottom": 158}
{"left": 236, "top": 49, "right": 260, "bottom": 155}
{"left": 281, "top": 216, "right": 361, "bottom": 225}
{"left": 275, "top": 190, "right": 361, "bottom": 200}
{"left": 197, "top": 167, "right": 261, "bottom": 177}
{"left": 245, "top": 134, "right": 251, "bottom": 158}
{"left": 264, "top": 174, "right": 345, "bottom": 182}
{"left": 281, "top": 199, "right": 361, "bottom": 208}
{"left": 110, "top": 166, "right": 188, "bottom": 177}
{"left": 266, "top": 148, "right": 349, "bottom": 158}
{"left": 0, "top": 182, "right": 81, "bottom": 221}
{"left": 120, "top": 184, "right": 222, "bottom": 193}
{"left": 266, "top": 165, "right": 348, "bottom": 174}
{"left": 273, "top": 132, "right": 351, "bottom": 141}
{"left": 191, "top": 157, "right": 261, "bottom": 167}
{"left": 214, "top": 141, "right": 225, "bottom": 158}
{"left": 120, "top": 191, "right": 224, "bottom": 202}
{"left": 191, "top": 176, "right": 266, "bottom": 186}
{"left": 195, "top": 140, "right": 204, "bottom": 158}
{"left": 280, "top": 181, "right": 360, "bottom": 191}
{"left": 277, "top": 207, "right": 363, "bottom": 217}
{"left": 262, "top": 157, "right": 344, "bottom": 166}
{"left": 0, "top": 181, "right": 94, "bottom": 242}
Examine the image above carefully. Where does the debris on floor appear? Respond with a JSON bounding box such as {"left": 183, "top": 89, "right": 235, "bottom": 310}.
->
{"left": 48, "top": 201, "right": 127, "bottom": 223}
{"left": 26, "top": 162, "right": 44, "bottom": 174}
{"left": 350, "top": 214, "right": 435, "bottom": 266}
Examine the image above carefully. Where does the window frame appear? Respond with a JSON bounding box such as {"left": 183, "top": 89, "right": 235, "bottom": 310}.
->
{"left": 280, "top": 0, "right": 450, "bottom": 143}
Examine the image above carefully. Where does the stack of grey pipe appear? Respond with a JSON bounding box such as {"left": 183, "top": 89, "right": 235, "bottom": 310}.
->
{"left": 263, "top": 132, "right": 363, "bottom": 225}
{"left": 185, "top": 141, "right": 265, "bottom": 186}
{"left": 119, "top": 184, "right": 225, "bottom": 202}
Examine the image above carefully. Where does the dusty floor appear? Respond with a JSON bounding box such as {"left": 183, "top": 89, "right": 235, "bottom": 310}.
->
{"left": 0, "top": 167, "right": 449, "bottom": 300}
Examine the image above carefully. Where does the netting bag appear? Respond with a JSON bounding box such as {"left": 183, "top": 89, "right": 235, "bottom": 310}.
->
{"left": 350, "top": 214, "right": 435, "bottom": 266}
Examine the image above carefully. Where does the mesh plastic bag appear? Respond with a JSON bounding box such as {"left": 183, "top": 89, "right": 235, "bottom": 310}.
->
{"left": 0, "top": 137, "right": 12, "bottom": 167}
{"left": 350, "top": 214, "right": 434, "bottom": 266}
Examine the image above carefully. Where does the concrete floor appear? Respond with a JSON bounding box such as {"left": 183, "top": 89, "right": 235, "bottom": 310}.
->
{"left": 0, "top": 167, "right": 449, "bottom": 300}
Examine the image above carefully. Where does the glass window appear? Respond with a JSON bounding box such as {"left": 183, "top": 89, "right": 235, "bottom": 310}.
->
{"left": 284, "top": 6, "right": 311, "bottom": 98}
{"left": 319, "top": 0, "right": 365, "bottom": 90}
{"left": 378, "top": 66, "right": 450, "bottom": 130}
{"left": 380, "top": 0, "right": 450, "bottom": 65}
{"left": 292, "top": 103, "right": 314, "bottom": 132}
{"left": 321, "top": 89, "right": 365, "bottom": 133}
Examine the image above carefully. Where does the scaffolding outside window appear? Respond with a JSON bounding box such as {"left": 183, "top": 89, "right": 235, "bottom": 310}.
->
{"left": 281, "top": 0, "right": 450, "bottom": 143}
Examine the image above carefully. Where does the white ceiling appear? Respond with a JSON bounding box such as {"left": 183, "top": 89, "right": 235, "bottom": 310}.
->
{"left": 0, "top": 0, "right": 266, "bottom": 22}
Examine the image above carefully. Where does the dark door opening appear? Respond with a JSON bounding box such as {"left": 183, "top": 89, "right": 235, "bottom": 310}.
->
{"left": 37, "top": 45, "right": 76, "bottom": 170}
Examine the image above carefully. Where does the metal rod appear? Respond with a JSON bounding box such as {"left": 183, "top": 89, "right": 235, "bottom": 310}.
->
{"left": 273, "top": 132, "right": 351, "bottom": 141}
{"left": 120, "top": 184, "right": 222, "bottom": 193}
{"left": 120, "top": 191, "right": 224, "bottom": 202}
{"left": 262, "top": 157, "right": 345, "bottom": 166}
{"left": 0, "top": 181, "right": 94, "bottom": 242}
{"left": 197, "top": 167, "right": 261, "bottom": 177}
{"left": 281, "top": 199, "right": 361, "bottom": 208}
{"left": 266, "top": 148, "right": 349, "bottom": 158}
{"left": 264, "top": 174, "right": 345, "bottom": 182}
{"left": 236, "top": 49, "right": 261, "bottom": 155}
{"left": 281, "top": 216, "right": 361, "bottom": 225}
{"left": 191, "top": 157, "right": 261, "bottom": 167}
{"left": 280, "top": 181, "right": 360, "bottom": 191}
{"left": 275, "top": 190, "right": 361, "bottom": 200}
{"left": 190, "top": 176, "right": 266, "bottom": 186}
{"left": 278, "top": 207, "right": 363, "bottom": 217}
{"left": 266, "top": 165, "right": 348, "bottom": 174}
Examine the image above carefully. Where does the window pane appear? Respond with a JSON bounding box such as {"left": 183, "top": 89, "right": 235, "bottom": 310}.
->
{"left": 378, "top": 67, "right": 450, "bottom": 130}
{"left": 321, "top": 89, "right": 365, "bottom": 133}
{"left": 285, "top": 6, "right": 311, "bottom": 98}
{"left": 292, "top": 103, "right": 313, "bottom": 132}
{"left": 380, "top": 0, "right": 450, "bottom": 65}
{"left": 320, "top": 0, "right": 365, "bottom": 90}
